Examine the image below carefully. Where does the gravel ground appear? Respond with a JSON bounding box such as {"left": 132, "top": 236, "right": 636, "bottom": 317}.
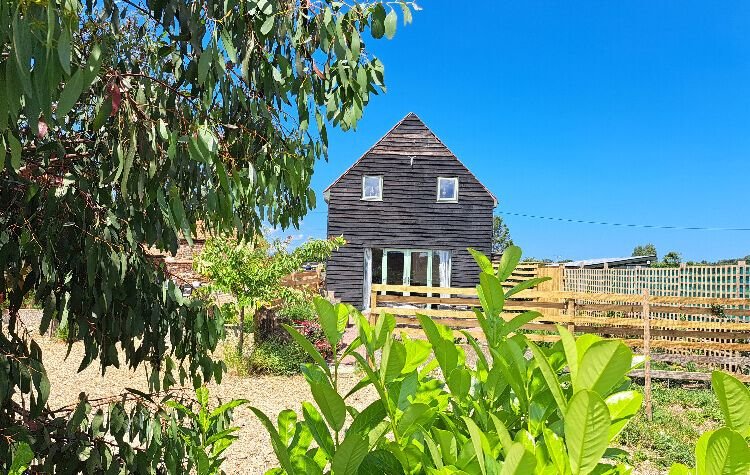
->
{"left": 12, "top": 311, "right": 663, "bottom": 474}
{"left": 14, "top": 310, "right": 376, "bottom": 474}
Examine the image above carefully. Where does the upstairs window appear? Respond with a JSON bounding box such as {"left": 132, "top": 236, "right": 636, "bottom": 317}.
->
{"left": 437, "top": 177, "right": 458, "bottom": 202}
{"left": 362, "top": 175, "right": 383, "bottom": 201}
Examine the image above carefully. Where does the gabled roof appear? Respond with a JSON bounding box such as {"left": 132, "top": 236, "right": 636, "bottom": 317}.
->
{"left": 323, "top": 112, "right": 498, "bottom": 206}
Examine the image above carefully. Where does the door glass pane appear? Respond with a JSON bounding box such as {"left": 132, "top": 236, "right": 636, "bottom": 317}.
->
{"left": 371, "top": 249, "right": 383, "bottom": 285}
{"left": 385, "top": 251, "right": 405, "bottom": 295}
{"left": 432, "top": 251, "right": 442, "bottom": 287}
{"left": 411, "top": 251, "right": 430, "bottom": 297}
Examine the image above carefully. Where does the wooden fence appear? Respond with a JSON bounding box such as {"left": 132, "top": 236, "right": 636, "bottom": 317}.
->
{"left": 368, "top": 284, "right": 750, "bottom": 384}
{"left": 563, "top": 261, "right": 750, "bottom": 299}
{"left": 281, "top": 269, "right": 323, "bottom": 292}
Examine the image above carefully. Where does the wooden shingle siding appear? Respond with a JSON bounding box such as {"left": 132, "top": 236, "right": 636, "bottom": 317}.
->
{"left": 325, "top": 113, "right": 496, "bottom": 307}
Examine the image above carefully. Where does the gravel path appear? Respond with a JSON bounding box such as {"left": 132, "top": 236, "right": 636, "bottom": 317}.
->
{"left": 15, "top": 311, "right": 376, "bottom": 474}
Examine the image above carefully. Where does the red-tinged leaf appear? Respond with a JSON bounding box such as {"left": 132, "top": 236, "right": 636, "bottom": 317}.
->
{"left": 110, "top": 82, "right": 121, "bottom": 116}
{"left": 312, "top": 62, "right": 325, "bottom": 80}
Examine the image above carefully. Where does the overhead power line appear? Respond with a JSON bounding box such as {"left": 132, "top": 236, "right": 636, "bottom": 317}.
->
{"left": 499, "top": 211, "right": 750, "bottom": 232}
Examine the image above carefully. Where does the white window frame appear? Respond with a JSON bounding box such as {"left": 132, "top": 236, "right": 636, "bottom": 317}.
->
{"left": 436, "top": 177, "right": 459, "bottom": 202}
{"left": 361, "top": 175, "right": 383, "bottom": 201}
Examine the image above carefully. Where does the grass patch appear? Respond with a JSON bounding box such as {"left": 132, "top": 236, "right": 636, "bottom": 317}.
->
{"left": 619, "top": 381, "right": 723, "bottom": 469}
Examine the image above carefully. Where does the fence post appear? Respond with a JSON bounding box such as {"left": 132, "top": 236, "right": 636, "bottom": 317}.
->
{"left": 369, "top": 289, "right": 377, "bottom": 324}
{"left": 566, "top": 298, "right": 576, "bottom": 334}
{"left": 642, "top": 288, "right": 652, "bottom": 421}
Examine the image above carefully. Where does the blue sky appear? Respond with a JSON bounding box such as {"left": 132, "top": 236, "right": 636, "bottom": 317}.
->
{"left": 289, "top": 1, "right": 750, "bottom": 262}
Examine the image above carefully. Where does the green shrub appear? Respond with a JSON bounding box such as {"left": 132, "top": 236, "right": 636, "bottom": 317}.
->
{"left": 222, "top": 343, "right": 250, "bottom": 377}
{"left": 276, "top": 296, "right": 316, "bottom": 323}
{"left": 53, "top": 323, "right": 69, "bottom": 342}
{"left": 250, "top": 246, "right": 645, "bottom": 474}
{"left": 247, "top": 339, "right": 310, "bottom": 376}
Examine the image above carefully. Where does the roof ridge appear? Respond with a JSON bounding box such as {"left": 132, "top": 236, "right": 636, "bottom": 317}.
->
{"left": 323, "top": 113, "right": 498, "bottom": 207}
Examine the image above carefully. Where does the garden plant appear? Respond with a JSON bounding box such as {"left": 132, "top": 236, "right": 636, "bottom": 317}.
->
{"left": 0, "top": 0, "right": 416, "bottom": 471}
{"left": 668, "top": 371, "right": 750, "bottom": 475}
{"left": 194, "top": 234, "right": 345, "bottom": 352}
{"left": 252, "top": 247, "right": 648, "bottom": 474}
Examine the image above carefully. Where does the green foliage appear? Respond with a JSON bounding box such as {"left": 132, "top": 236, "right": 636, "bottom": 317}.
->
{"left": 195, "top": 235, "right": 344, "bottom": 310}
{"left": 252, "top": 246, "right": 642, "bottom": 474}
{"left": 295, "top": 235, "right": 347, "bottom": 263}
{"left": 620, "top": 382, "right": 722, "bottom": 469}
{"left": 660, "top": 251, "right": 682, "bottom": 268}
{"left": 277, "top": 296, "right": 317, "bottom": 322}
{"left": 0, "top": 0, "right": 413, "bottom": 470}
{"left": 165, "top": 387, "right": 248, "bottom": 475}
{"left": 248, "top": 339, "right": 312, "bottom": 376}
{"left": 492, "top": 215, "right": 514, "bottom": 254}
{"left": 632, "top": 244, "right": 658, "bottom": 259}
{"left": 667, "top": 372, "right": 750, "bottom": 474}
{"left": 3, "top": 386, "right": 245, "bottom": 474}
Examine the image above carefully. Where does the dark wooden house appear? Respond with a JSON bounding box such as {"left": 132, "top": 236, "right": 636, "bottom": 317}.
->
{"left": 324, "top": 113, "right": 497, "bottom": 308}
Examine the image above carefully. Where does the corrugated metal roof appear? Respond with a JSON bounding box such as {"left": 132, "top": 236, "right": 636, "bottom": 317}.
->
{"left": 563, "top": 255, "right": 656, "bottom": 268}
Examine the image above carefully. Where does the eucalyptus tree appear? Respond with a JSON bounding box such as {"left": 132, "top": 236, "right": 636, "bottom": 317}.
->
{"left": 0, "top": 0, "right": 415, "bottom": 470}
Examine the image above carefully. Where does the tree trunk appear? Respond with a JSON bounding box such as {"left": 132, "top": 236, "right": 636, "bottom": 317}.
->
{"left": 237, "top": 306, "right": 245, "bottom": 354}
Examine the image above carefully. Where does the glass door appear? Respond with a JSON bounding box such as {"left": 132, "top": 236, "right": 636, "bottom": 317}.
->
{"left": 369, "top": 249, "right": 451, "bottom": 299}
{"left": 384, "top": 250, "right": 406, "bottom": 295}
{"left": 410, "top": 251, "right": 430, "bottom": 296}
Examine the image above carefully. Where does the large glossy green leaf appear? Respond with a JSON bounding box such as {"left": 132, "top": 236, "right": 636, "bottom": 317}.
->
{"left": 417, "top": 314, "right": 460, "bottom": 376}
{"left": 358, "top": 449, "right": 405, "bottom": 474}
{"left": 401, "top": 334, "right": 433, "bottom": 373}
{"left": 277, "top": 409, "right": 297, "bottom": 447}
{"left": 544, "top": 428, "right": 570, "bottom": 475}
{"left": 283, "top": 323, "right": 331, "bottom": 378}
{"left": 469, "top": 248, "right": 494, "bottom": 274}
{"left": 575, "top": 340, "right": 632, "bottom": 396}
{"left": 711, "top": 371, "right": 750, "bottom": 436}
{"left": 397, "top": 402, "right": 435, "bottom": 437}
{"left": 502, "top": 310, "right": 541, "bottom": 338}
{"left": 496, "top": 246, "right": 522, "bottom": 282}
{"left": 490, "top": 414, "right": 514, "bottom": 457}
{"left": 500, "top": 442, "right": 537, "bottom": 475}
{"left": 315, "top": 296, "right": 342, "bottom": 348}
{"left": 565, "top": 390, "right": 611, "bottom": 475}
{"left": 249, "top": 406, "right": 296, "bottom": 474}
{"left": 667, "top": 463, "right": 692, "bottom": 475}
{"left": 448, "top": 367, "right": 472, "bottom": 398}
{"left": 478, "top": 272, "right": 505, "bottom": 317}
{"left": 696, "top": 428, "right": 750, "bottom": 475}
{"left": 605, "top": 390, "right": 643, "bottom": 440}
{"left": 463, "top": 416, "right": 487, "bottom": 475}
{"left": 381, "top": 338, "right": 406, "bottom": 383}
{"left": 302, "top": 402, "right": 335, "bottom": 460}
{"left": 557, "top": 325, "right": 579, "bottom": 382}
{"left": 505, "top": 277, "right": 551, "bottom": 298}
{"left": 310, "top": 380, "right": 347, "bottom": 432}
{"left": 331, "top": 432, "right": 368, "bottom": 475}
{"left": 528, "top": 340, "right": 567, "bottom": 413}
{"left": 348, "top": 400, "right": 386, "bottom": 439}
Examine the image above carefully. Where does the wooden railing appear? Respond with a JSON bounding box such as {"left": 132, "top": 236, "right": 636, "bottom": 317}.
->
{"left": 369, "top": 284, "right": 750, "bottom": 382}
